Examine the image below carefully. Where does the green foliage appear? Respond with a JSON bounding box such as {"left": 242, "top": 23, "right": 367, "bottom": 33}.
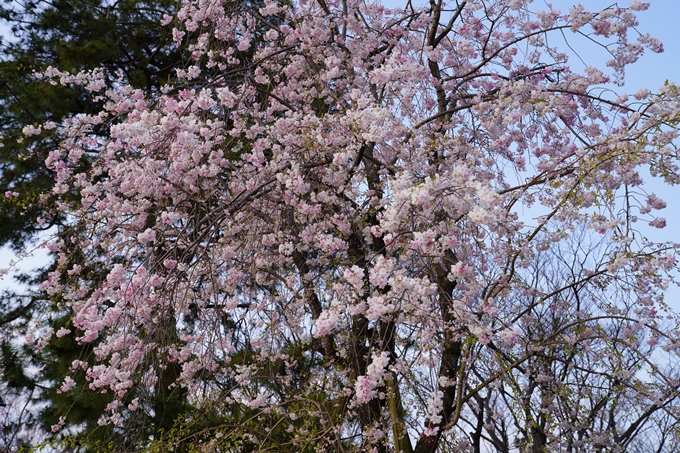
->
{"left": 0, "top": 0, "right": 179, "bottom": 250}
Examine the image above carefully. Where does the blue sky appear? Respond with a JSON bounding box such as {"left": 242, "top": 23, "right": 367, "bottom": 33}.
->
{"left": 567, "top": 0, "right": 680, "bottom": 92}
{"left": 553, "top": 0, "right": 680, "bottom": 245}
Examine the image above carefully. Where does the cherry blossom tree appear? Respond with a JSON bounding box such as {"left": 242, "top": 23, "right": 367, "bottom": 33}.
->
{"left": 18, "top": 0, "right": 680, "bottom": 451}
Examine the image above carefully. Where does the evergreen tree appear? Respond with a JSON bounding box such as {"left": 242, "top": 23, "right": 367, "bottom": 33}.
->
{"left": 0, "top": 0, "right": 179, "bottom": 249}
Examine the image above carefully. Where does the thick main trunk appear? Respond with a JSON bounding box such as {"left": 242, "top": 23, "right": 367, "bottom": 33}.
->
{"left": 292, "top": 250, "right": 338, "bottom": 362}
{"left": 415, "top": 250, "right": 461, "bottom": 453}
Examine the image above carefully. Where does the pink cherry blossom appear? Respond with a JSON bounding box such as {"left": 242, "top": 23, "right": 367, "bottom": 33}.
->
{"left": 31, "top": 0, "right": 680, "bottom": 451}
